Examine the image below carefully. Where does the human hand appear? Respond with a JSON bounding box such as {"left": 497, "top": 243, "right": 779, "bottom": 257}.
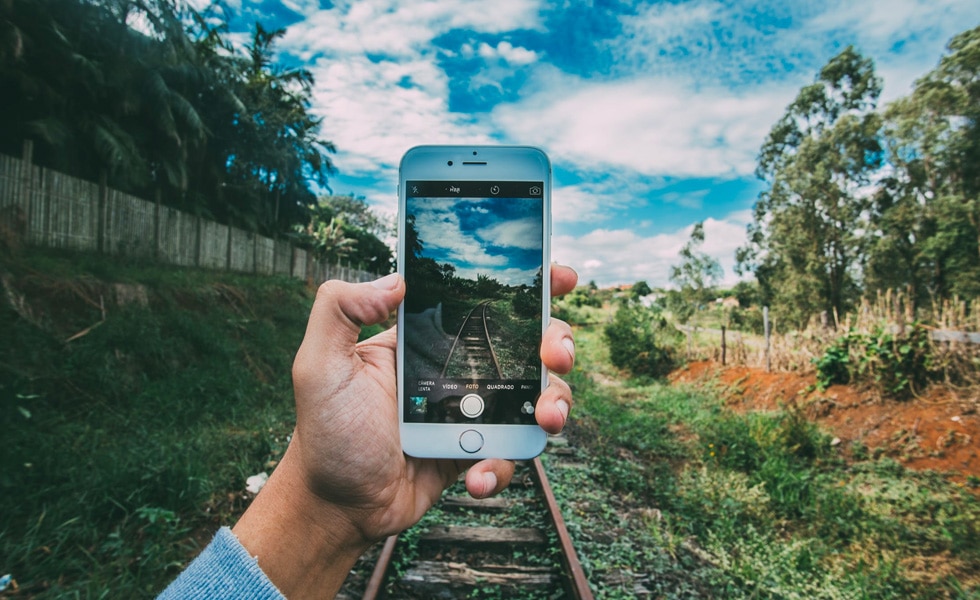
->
{"left": 232, "top": 264, "right": 577, "bottom": 599}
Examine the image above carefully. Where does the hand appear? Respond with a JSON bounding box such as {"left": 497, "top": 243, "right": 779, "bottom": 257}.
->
{"left": 232, "top": 264, "right": 578, "bottom": 599}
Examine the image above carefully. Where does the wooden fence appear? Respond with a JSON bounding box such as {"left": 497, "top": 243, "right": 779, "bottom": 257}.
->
{"left": 0, "top": 143, "right": 377, "bottom": 285}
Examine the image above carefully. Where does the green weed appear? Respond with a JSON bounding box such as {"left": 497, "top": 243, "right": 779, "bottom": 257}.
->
{"left": 1, "top": 250, "right": 310, "bottom": 597}
{"left": 554, "top": 321, "right": 980, "bottom": 598}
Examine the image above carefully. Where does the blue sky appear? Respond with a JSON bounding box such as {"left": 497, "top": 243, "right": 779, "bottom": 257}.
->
{"left": 209, "top": 0, "right": 979, "bottom": 288}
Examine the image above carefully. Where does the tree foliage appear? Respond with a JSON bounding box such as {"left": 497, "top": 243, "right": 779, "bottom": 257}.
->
{"left": 869, "top": 26, "right": 980, "bottom": 303}
{"left": 669, "top": 222, "right": 722, "bottom": 324}
{"left": 297, "top": 195, "right": 393, "bottom": 273}
{"left": 739, "top": 29, "right": 980, "bottom": 329}
{"left": 739, "top": 47, "right": 883, "bottom": 329}
{"left": 0, "top": 0, "right": 334, "bottom": 235}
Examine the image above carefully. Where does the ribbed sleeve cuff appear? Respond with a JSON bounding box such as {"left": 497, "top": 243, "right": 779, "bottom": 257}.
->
{"left": 157, "top": 527, "right": 285, "bottom": 599}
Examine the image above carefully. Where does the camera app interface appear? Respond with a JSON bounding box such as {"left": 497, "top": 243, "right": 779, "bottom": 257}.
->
{"left": 403, "top": 180, "right": 544, "bottom": 425}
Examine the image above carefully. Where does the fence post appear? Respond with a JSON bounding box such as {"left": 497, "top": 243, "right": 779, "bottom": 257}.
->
{"left": 20, "top": 140, "right": 33, "bottom": 243}
{"left": 226, "top": 224, "right": 233, "bottom": 271}
{"left": 252, "top": 231, "right": 258, "bottom": 275}
{"left": 763, "top": 306, "right": 771, "bottom": 372}
{"left": 154, "top": 188, "right": 162, "bottom": 261}
{"left": 97, "top": 170, "right": 107, "bottom": 253}
{"left": 195, "top": 214, "right": 202, "bottom": 267}
{"left": 721, "top": 325, "right": 727, "bottom": 366}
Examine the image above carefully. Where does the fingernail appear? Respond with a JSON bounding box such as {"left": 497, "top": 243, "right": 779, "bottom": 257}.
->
{"left": 481, "top": 472, "right": 497, "bottom": 497}
{"left": 371, "top": 273, "right": 400, "bottom": 289}
{"left": 556, "top": 399, "right": 570, "bottom": 422}
{"left": 561, "top": 337, "right": 575, "bottom": 359}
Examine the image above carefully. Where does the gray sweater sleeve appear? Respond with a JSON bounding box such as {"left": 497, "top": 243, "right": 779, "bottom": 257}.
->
{"left": 157, "top": 527, "right": 285, "bottom": 599}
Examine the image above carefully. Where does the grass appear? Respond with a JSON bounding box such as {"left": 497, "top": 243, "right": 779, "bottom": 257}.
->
{"left": 1, "top": 249, "right": 310, "bottom": 597}
{"left": 5, "top": 256, "right": 978, "bottom": 598}
{"left": 546, "top": 321, "right": 980, "bottom": 599}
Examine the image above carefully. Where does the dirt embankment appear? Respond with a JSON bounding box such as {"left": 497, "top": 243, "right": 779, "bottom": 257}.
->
{"left": 671, "top": 361, "right": 980, "bottom": 485}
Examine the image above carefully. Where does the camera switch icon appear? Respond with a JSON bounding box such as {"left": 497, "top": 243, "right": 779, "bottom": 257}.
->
{"left": 529, "top": 186, "right": 541, "bottom": 195}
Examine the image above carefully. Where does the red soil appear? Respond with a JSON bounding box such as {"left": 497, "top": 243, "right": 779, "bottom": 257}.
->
{"left": 670, "top": 361, "right": 980, "bottom": 485}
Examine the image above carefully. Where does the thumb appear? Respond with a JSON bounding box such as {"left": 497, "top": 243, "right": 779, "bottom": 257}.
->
{"left": 295, "top": 273, "right": 404, "bottom": 367}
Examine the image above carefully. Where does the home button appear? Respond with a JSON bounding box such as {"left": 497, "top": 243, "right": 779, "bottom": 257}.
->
{"left": 459, "top": 429, "right": 484, "bottom": 454}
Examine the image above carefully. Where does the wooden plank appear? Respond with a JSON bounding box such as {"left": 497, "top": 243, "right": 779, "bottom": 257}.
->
{"left": 441, "top": 496, "right": 515, "bottom": 511}
{"left": 420, "top": 526, "right": 546, "bottom": 546}
{"left": 401, "top": 561, "right": 555, "bottom": 589}
{"left": 931, "top": 329, "right": 980, "bottom": 345}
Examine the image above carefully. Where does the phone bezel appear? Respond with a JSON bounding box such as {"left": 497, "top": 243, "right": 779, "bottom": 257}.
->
{"left": 396, "top": 145, "right": 552, "bottom": 459}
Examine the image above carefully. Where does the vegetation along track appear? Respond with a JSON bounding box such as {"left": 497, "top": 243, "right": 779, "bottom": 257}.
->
{"left": 346, "top": 435, "right": 594, "bottom": 599}
{"left": 442, "top": 300, "right": 503, "bottom": 379}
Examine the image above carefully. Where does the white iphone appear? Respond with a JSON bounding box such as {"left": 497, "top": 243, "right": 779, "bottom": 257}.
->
{"left": 397, "top": 146, "right": 551, "bottom": 459}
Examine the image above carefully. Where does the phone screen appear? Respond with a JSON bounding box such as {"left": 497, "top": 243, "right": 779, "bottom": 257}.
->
{"left": 402, "top": 180, "right": 544, "bottom": 425}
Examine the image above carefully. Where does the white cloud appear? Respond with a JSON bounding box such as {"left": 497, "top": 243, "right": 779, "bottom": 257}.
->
{"left": 478, "top": 41, "right": 538, "bottom": 66}
{"left": 494, "top": 74, "right": 794, "bottom": 179}
{"left": 552, "top": 176, "right": 656, "bottom": 225}
{"left": 412, "top": 199, "right": 507, "bottom": 268}
{"left": 276, "top": 0, "right": 549, "bottom": 213}
{"left": 481, "top": 217, "right": 541, "bottom": 250}
{"left": 553, "top": 211, "right": 752, "bottom": 289}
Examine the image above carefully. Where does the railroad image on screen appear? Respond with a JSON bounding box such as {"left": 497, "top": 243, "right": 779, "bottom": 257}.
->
{"left": 403, "top": 186, "right": 543, "bottom": 425}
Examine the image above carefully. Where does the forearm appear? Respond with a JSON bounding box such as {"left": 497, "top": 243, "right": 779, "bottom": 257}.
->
{"left": 231, "top": 445, "right": 372, "bottom": 600}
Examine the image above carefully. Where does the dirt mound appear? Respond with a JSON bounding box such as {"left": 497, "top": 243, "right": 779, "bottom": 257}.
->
{"left": 671, "top": 361, "right": 980, "bottom": 485}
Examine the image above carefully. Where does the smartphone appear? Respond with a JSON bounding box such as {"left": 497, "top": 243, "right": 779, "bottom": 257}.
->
{"left": 397, "top": 146, "right": 551, "bottom": 459}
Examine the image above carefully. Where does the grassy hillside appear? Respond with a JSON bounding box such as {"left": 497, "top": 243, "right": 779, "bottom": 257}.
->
{"left": 1, "top": 250, "right": 312, "bottom": 597}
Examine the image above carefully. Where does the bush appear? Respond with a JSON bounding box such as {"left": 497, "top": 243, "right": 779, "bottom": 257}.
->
{"left": 814, "top": 335, "right": 851, "bottom": 389}
{"left": 814, "top": 323, "right": 933, "bottom": 399}
{"left": 604, "top": 302, "right": 678, "bottom": 378}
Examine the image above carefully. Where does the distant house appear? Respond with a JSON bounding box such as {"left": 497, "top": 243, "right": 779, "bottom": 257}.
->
{"left": 639, "top": 293, "right": 664, "bottom": 308}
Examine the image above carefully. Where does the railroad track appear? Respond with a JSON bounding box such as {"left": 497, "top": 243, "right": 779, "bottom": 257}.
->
{"left": 442, "top": 300, "right": 502, "bottom": 379}
{"left": 340, "top": 437, "right": 594, "bottom": 599}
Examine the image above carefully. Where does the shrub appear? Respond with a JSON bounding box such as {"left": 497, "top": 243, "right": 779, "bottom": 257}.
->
{"left": 604, "top": 302, "right": 679, "bottom": 378}
{"left": 814, "top": 334, "right": 851, "bottom": 389}
{"left": 814, "top": 323, "right": 933, "bottom": 399}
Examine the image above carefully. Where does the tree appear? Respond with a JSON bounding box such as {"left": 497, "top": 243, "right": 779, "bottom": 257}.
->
{"left": 631, "top": 280, "right": 652, "bottom": 299}
{"left": 226, "top": 23, "right": 335, "bottom": 234}
{"left": 297, "top": 196, "right": 393, "bottom": 273}
{"left": 738, "top": 47, "right": 883, "bottom": 329}
{"left": 669, "top": 222, "right": 722, "bottom": 323}
{"left": 0, "top": 0, "right": 208, "bottom": 194}
{"left": 870, "top": 26, "right": 980, "bottom": 303}
{"left": 0, "top": 0, "right": 335, "bottom": 236}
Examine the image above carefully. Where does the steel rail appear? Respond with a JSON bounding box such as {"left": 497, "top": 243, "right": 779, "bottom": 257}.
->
{"left": 531, "top": 457, "right": 594, "bottom": 600}
{"left": 440, "top": 299, "right": 500, "bottom": 378}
